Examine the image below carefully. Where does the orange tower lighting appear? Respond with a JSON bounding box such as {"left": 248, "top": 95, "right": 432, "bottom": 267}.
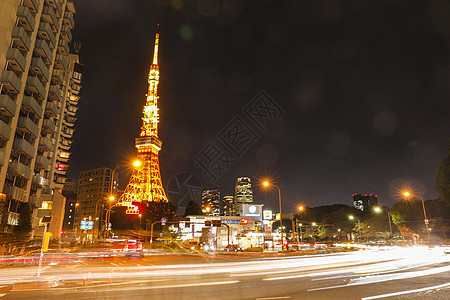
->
{"left": 118, "top": 28, "right": 169, "bottom": 214}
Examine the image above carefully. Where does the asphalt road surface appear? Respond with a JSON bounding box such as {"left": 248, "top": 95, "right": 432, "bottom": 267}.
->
{"left": 0, "top": 247, "right": 449, "bottom": 299}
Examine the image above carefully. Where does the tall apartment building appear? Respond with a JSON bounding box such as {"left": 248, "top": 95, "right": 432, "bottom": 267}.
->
{"left": 235, "top": 177, "right": 253, "bottom": 215}
{"left": 75, "top": 168, "right": 118, "bottom": 240}
{"left": 201, "top": 187, "right": 220, "bottom": 216}
{"left": 222, "top": 195, "right": 236, "bottom": 216}
{"left": 0, "top": 0, "right": 81, "bottom": 239}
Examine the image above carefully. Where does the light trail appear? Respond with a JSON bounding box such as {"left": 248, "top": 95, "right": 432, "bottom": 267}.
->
{"left": 361, "top": 282, "right": 450, "bottom": 299}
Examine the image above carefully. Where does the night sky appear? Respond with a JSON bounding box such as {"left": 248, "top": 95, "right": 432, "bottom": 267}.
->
{"left": 68, "top": 0, "right": 450, "bottom": 214}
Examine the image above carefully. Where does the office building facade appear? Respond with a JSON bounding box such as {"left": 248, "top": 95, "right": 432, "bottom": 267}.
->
{"left": 74, "top": 167, "right": 118, "bottom": 239}
{"left": 202, "top": 187, "right": 220, "bottom": 216}
{"left": 235, "top": 177, "right": 253, "bottom": 215}
{"left": 0, "top": 0, "right": 81, "bottom": 238}
{"left": 222, "top": 195, "right": 237, "bottom": 216}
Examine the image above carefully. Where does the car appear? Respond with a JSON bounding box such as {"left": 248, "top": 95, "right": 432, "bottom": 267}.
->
{"left": 224, "top": 244, "right": 242, "bottom": 252}
{"left": 111, "top": 239, "right": 143, "bottom": 254}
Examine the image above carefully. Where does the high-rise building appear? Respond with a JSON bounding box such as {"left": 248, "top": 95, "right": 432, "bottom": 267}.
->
{"left": 235, "top": 177, "right": 253, "bottom": 215}
{"left": 0, "top": 1, "right": 81, "bottom": 238}
{"left": 222, "top": 195, "right": 236, "bottom": 216}
{"left": 61, "top": 178, "right": 76, "bottom": 231}
{"left": 74, "top": 168, "right": 118, "bottom": 240}
{"left": 353, "top": 193, "right": 378, "bottom": 211}
{"left": 202, "top": 187, "right": 220, "bottom": 216}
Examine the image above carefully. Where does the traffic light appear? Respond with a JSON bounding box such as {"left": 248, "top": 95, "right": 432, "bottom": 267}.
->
{"left": 240, "top": 219, "right": 248, "bottom": 225}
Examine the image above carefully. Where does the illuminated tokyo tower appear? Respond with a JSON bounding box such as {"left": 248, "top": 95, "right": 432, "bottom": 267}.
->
{"left": 119, "top": 29, "right": 168, "bottom": 214}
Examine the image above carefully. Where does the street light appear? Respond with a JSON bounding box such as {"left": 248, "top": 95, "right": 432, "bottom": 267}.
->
{"left": 296, "top": 206, "right": 305, "bottom": 243}
{"left": 403, "top": 191, "right": 431, "bottom": 241}
{"left": 139, "top": 214, "right": 142, "bottom": 231}
{"left": 105, "top": 160, "right": 142, "bottom": 239}
{"left": 373, "top": 206, "right": 392, "bottom": 239}
{"left": 262, "top": 181, "right": 284, "bottom": 250}
{"left": 349, "top": 215, "right": 361, "bottom": 241}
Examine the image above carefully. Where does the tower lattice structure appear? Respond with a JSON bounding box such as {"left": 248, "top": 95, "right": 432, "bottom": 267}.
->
{"left": 119, "top": 31, "right": 168, "bottom": 214}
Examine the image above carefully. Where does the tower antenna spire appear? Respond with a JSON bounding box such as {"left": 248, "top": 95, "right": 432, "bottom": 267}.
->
{"left": 153, "top": 25, "right": 159, "bottom": 65}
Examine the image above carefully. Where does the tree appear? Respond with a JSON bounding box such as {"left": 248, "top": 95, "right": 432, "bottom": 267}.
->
{"left": 184, "top": 200, "right": 203, "bottom": 216}
{"left": 435, "top": 141, "right": 450, "bottom": 205}
{"left": 15, "top": 202, "right": 32, "bottom": 240}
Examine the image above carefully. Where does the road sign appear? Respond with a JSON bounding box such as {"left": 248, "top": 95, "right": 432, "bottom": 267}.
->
{"left": 161, "top": 217, "right": 166, "bottom": 226}
{"left": 42, "top": 216, "right": 52, "bottom": 223}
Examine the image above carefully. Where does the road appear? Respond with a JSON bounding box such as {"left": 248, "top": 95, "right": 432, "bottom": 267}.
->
{"left": 0, "top": 247, "right": 449, "bottom": 299}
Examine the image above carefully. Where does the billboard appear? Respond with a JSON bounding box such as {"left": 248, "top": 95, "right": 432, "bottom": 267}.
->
{"left": 241, "top": 204, "right": 263, "bottom": 221}
{"left": 80, "top": 220, "right": 94, "bottom": 230}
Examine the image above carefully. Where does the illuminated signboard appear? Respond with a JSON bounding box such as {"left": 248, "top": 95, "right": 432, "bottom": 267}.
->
{"left": 241, "top": 204, "right": 263, "bottom": 222}
{"left": 263, "top": 210, "right": 273, "bottom": 220}
{"left": 80, "top": 220, "right": 94, "bottom": 230}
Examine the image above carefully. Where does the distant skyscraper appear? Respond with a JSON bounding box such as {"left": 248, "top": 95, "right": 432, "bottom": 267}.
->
{"left": 0, "top": 1, "right": 81, "bottom": 238}
{"left": 222, "top": 195, "right": 236, "bottom": 216}
{"left": 75, "top": 168, "right": 118, "bottom": 239}
{"left": 235, "top": 177, "right": 253, "bottom": 215}
{"left": 202, "top": 187, "right": 220, "bottom": 216}
{"left": 353, "top": 193, "right": 378, "bottom": 211}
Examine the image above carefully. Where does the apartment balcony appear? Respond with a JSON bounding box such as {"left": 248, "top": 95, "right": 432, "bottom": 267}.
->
{"left": 4, "top": 185, "right": 28, "bottom": 202}
{"left": 29, "top": 195, "right": 43, "bottom": 208}
{"left": 42, "top": 6, "right": 58, "bottom": 27}
{"left": 0, "top": 70, "right": 22, "bottom": 94}
{"left": 0, "top": 119, "right": 12, "bottom": 140}
{"left": 34, "top": 39, "right": 53, "bottom": 64}
{"left": 63, "top": 12, "right": 74, "bottom": 29}
{"left": 17, "top": 5, "right": 35, "bottom": 31}
{"left": 23, "top": 0, "right": 39, "bottom": 13}
{"left": 32, "top": 175, "right": 47, "bottom": 187}
{"left": 64, "top": 114, "right": 76, "bottom": 124}
{"left": 66, "top": 106, "right": 77, "bottom": 116}
{"left": 0, "top": 151, "right": 6, "bottom": 166}
{"left": 36, "top": 155, "right": 50, "bottom": 169}
{"left": 22, "top": 96, "right": 43, "bottom": 119}
{"left": 55, "top": 54, "right": 67, "bottom": 70}
{"left": 45, "top": 0, "right": 62, "bottom": 16}
{"left": 13, "top": 138, "right": 35, "bottom": 158}
{"left": 48, "top": 85, "right": 61, "bottom": 102}
{"left": 30, "top": 57, "right": 50, "bottom": 82}
{"left": 38, "top": 136, "right": 52, "bottom": 152}
{"left": 11, "top": 26, "right": 31, "bottom": 51}
{"left": 38, "top": 23, "right": 56, "bottom": 49}
{"left": 60, "top": 25, "right": 72, "bottom": 43}
{"left": 6, "top": 47, "right": 26, "bottom": 72}
{"left": 58, "top": 40, "right": 69, "bottom": 56}
{"left": 7, "top": 161, "right": 32, "bottom": 180}
{"left": 42, "top": 118, "right": 56, "bottom": 134}
{"left": 26, "top": 76, "right": 46, "bottom": 100}
{"left": 17, "top": 116, "right": 39, "bottom": 138}
{"left": 52, "top": 70, "right": 64, "bottom": 85}
{"left": 0, "top": 94, "right": 18, "bottom": 117}
{"left": 45, "top": 100, "right": 59, "bottom": 117}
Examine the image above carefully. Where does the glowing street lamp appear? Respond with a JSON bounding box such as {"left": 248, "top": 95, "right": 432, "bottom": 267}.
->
{"left": 403, "top": 191, "right": 430, "bottom": 241}
{"left": 262, "top": 180, "right": 284, "bottom": 250}
{"left": 374, "top": 206, "right": 392, "bottom": 239}
{"left": 349, "top": 215, "right": 362, "bottom": 241}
